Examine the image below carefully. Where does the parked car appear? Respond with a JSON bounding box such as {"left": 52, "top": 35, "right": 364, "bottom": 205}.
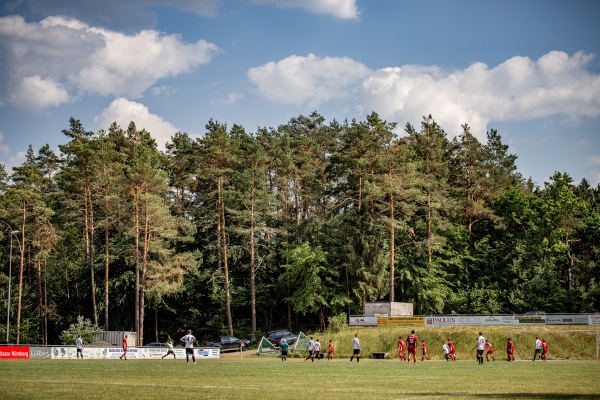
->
{"left": 204, "top": 336, "right": 250, "bottom": 352}
{"left": 144, "top": 342, "right": 167, "bottom": 347}
{"left": 266, "top": 329, "right": 298, "bottom": 346}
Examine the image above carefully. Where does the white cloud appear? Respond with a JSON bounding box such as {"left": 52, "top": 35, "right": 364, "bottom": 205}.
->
{"left": 213, "top": 92, "right": 245, "bottom": 105}
{"left": 10, "top": 75, "right": 70, "bottom": 110}
{"left": 249, "top": 51, "right": 600, "bottom": 140}
{"left": 94, "top": 98, "right": 179, "bottom": 151}
{"left": 0, "top": 132, "right": 10, "bottom": 155}
{"left": 248, "top": 53, "right": 371, "bottom": 108}
{"left": 250, "top": 0, "right": 358, "bottom": 19}
{"left": 151, "top": 85, "right": 177, "bottom": 96}
{"left": 0, "top": 15, "right": 220, "bottom": 110}
{"left": 0, "top": 150, "right": 26, "bottom": 176}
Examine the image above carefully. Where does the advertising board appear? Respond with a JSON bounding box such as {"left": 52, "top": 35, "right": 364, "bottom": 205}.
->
{"left": 0, "top": 345, "right": 30, "bottom": 359}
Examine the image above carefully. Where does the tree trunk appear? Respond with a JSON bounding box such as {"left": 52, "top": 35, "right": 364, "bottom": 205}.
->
{"left": 133, "top": 188, "right": 140, "bottom": 344}
{"left": 88, "top": 185, "right": 98, "bottom": 326}
{"left": 16, "top": 203, "right": 26, "bottom": 344}
{"left": 104, "top": 190, "right": 110, "bottom": 330}
{"left": 220, "top": 176, "right": 234, "bottom": 336}
{"left": 139, "top": 201, "right": 151, "bottom": 347}
{"left": 35, "top": 258, "right": 43, "bottom": 341}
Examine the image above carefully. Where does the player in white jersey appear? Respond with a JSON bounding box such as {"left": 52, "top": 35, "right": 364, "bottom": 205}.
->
{"left": 533, "top": 336, "right": 542, "bottom": 361}
{"left": 473, "top": 332, "right": 486, "bottom": 365}
{"left": 442, "top": 342, "right": 450, "bottom": 361}
{"left": 76, "top": 335, "right": 84, "bottom": 359}
{"left": 314, "top": 339, "right": 321, "bottom": 360}
{"left": 162, "top": 340, "right": 176, "bottom": 359}
{"left": 350, "top": 333, "right": 361, "bottom": 363}
{"left": 305, "top": 337, "right": 315, "bottom": 362}
{"left": 180, "top": 330, "right": 196, "bottom": 364}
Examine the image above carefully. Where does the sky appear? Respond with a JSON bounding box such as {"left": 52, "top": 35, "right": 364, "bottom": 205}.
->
{"left": 0, "top": 0, "right": 599, "bottom": 186}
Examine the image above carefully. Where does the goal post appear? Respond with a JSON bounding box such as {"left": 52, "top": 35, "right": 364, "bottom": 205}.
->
{"left": 291, "top": 332, "right": 309, "bottom": 354}
{"left": 507, "top": 329, "right": 599, "bottom": 362}
{"left": 256, "top": 337, "right": 279, "bottom": 356}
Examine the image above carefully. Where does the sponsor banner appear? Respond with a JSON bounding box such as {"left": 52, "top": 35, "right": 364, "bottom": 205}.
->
{"left": 426, "top": 315, "right": 519, "bottom": 326}
{"left": 29, "top": 347, "right": 52, "bottom": 359}
{"left": 47, "top": 346, "right": 219, "bottom": 359}
{"left": 515, "top": 315, "right": 545, "bottom": 324}
{"left": 196, "top": 347, "right": 220, "bottom": 358}
{"left": 590, "top": 314, "right": 600, "bottom": 325}
{"left": 545, "top": 315, "right": 590, "bottom": 325}
{"left": 378, "top": 316, "right": 424, "bottom": 327}
{"left": 0, "top": 345, "right": 30, "bottom": 359}
{"left": 349, "top": 316, "right": 378, "bottom": 326}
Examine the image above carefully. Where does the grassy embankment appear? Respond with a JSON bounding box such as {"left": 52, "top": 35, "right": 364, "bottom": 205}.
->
{"left": 295, "top": 324, "right": 599, "bottom": 361}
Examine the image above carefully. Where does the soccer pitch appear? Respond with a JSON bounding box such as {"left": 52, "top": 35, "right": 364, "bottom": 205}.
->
{"left": 1, "top": 357, "right": 599, "bottom": 399}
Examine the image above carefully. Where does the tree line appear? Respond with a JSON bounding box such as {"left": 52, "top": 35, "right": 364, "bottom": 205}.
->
{"left": 0, "top": 112, "right": 598, "bottom": 345}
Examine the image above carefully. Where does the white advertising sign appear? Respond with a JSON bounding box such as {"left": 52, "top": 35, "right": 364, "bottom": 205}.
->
{"left": 47, "top": 346, "right": 220, "bottom": 359}
{"left": 349, "top": 316, "right": 378, "bottom": 326}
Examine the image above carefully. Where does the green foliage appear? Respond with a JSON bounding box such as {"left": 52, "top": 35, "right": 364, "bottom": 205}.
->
{"left": 1, "top": 112, "right": 599, "bottom": 346}
{"left": 59, "top": 315, "right": 101, "bottom": 345}
{"left": 326, "top": 313, "right": 348, "bottom": 333}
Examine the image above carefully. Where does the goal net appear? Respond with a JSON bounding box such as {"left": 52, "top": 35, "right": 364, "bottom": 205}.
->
{"left": 290, "top": 332, "right": 310, "bottom": 354}
{"left": 507, "top": 330, "right": 599, "bottom": 362}
{"left": 256, "top": 337, "right": 279, "bottom": 356}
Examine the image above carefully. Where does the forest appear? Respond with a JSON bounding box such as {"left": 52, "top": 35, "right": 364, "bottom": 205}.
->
{"left": 0, "top": 112, "right": 599, "bottom": 346}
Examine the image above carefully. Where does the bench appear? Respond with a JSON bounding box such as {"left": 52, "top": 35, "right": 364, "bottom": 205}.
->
{"left": 370, "top": 352, "right": 387, "bottom": 359}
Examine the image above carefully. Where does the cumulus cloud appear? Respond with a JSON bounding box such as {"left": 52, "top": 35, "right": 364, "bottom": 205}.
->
{"left": 94, "top": 98, "right": 179, "bottom": 151}
{"left": 0, "top": 15, "right": 220, "bottom": 111}
{"left": 249, "top": 51, "right": 600, "bottom": 139}
{"left": 248, "top": 53, "right": 371, "bottom": 108}
{"left": 9, "top": 75, "right": 70, "bottom": 110}
{"left": 250, "top": 0, "right": 358, "bottom": 19}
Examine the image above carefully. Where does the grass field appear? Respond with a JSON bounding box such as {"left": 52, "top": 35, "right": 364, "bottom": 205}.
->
{"left": 1, "top": 357, "right": 599, "bottom": 399}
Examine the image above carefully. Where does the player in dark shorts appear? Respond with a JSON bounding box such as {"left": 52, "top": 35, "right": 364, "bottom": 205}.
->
{"left": 280, "top": 339, "right": 289, "bottom": 361}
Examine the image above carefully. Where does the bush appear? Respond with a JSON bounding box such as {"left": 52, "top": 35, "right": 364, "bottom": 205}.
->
{"left": 327, "top": 313, "right": 348, "bottom": 333}
{"left": 59, "top": 315, "right": 101, "bottom": 345}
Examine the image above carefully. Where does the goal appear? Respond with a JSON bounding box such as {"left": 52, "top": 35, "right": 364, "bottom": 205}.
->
{"left": 255, "top": 332, "right": 311, "bottom": 357}
{"left": 256, "top": 336, "right": 278, "bottom": 356}
{"left": 507, "top": 329, "right": 599, "bottom": 362}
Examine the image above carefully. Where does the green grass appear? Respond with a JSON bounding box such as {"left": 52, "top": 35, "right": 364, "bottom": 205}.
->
{"left": 1, "top": 357, "right": 599, "bottom": 399}
{"left": 311, "top": 325, "right": 600, "bottom": 361}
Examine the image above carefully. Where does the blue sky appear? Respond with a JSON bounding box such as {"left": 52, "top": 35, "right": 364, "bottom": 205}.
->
{"left": 1, "top": 0, "right": 599, "bottom": 186}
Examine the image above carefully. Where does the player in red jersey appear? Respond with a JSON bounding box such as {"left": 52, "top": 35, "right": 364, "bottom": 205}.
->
{"left": 485, "top": 340, "right": 496, "bottom": 361}
{"left": 421, "top": 340, "right": 430, "bottom": 361}
{"left": 541, "top": 339, "right": 549, "bottom": 361}
{"left": 506, "top": 337, "right": 515, "bottom": 361}
{"left": 397, "top": 336, "right": 406, "bottom": 361}
{"left": 119, "top": 334, "right": 128, "bottom": 360}
{"left": 447, "top": 338, "right": 456, "bottom": 361}
{"left": 406, "top": 330, "right": 418, "bottom": 365}
{"left": 327, "top": 339, "right": 334, "bottom": 361}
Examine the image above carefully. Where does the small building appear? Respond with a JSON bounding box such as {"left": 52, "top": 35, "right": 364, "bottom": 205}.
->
{"left": 95, "top": 331, "right": 137, "bottom": 347}
{"left": 365, "top": 302, "right": 413, "bottom": 317}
